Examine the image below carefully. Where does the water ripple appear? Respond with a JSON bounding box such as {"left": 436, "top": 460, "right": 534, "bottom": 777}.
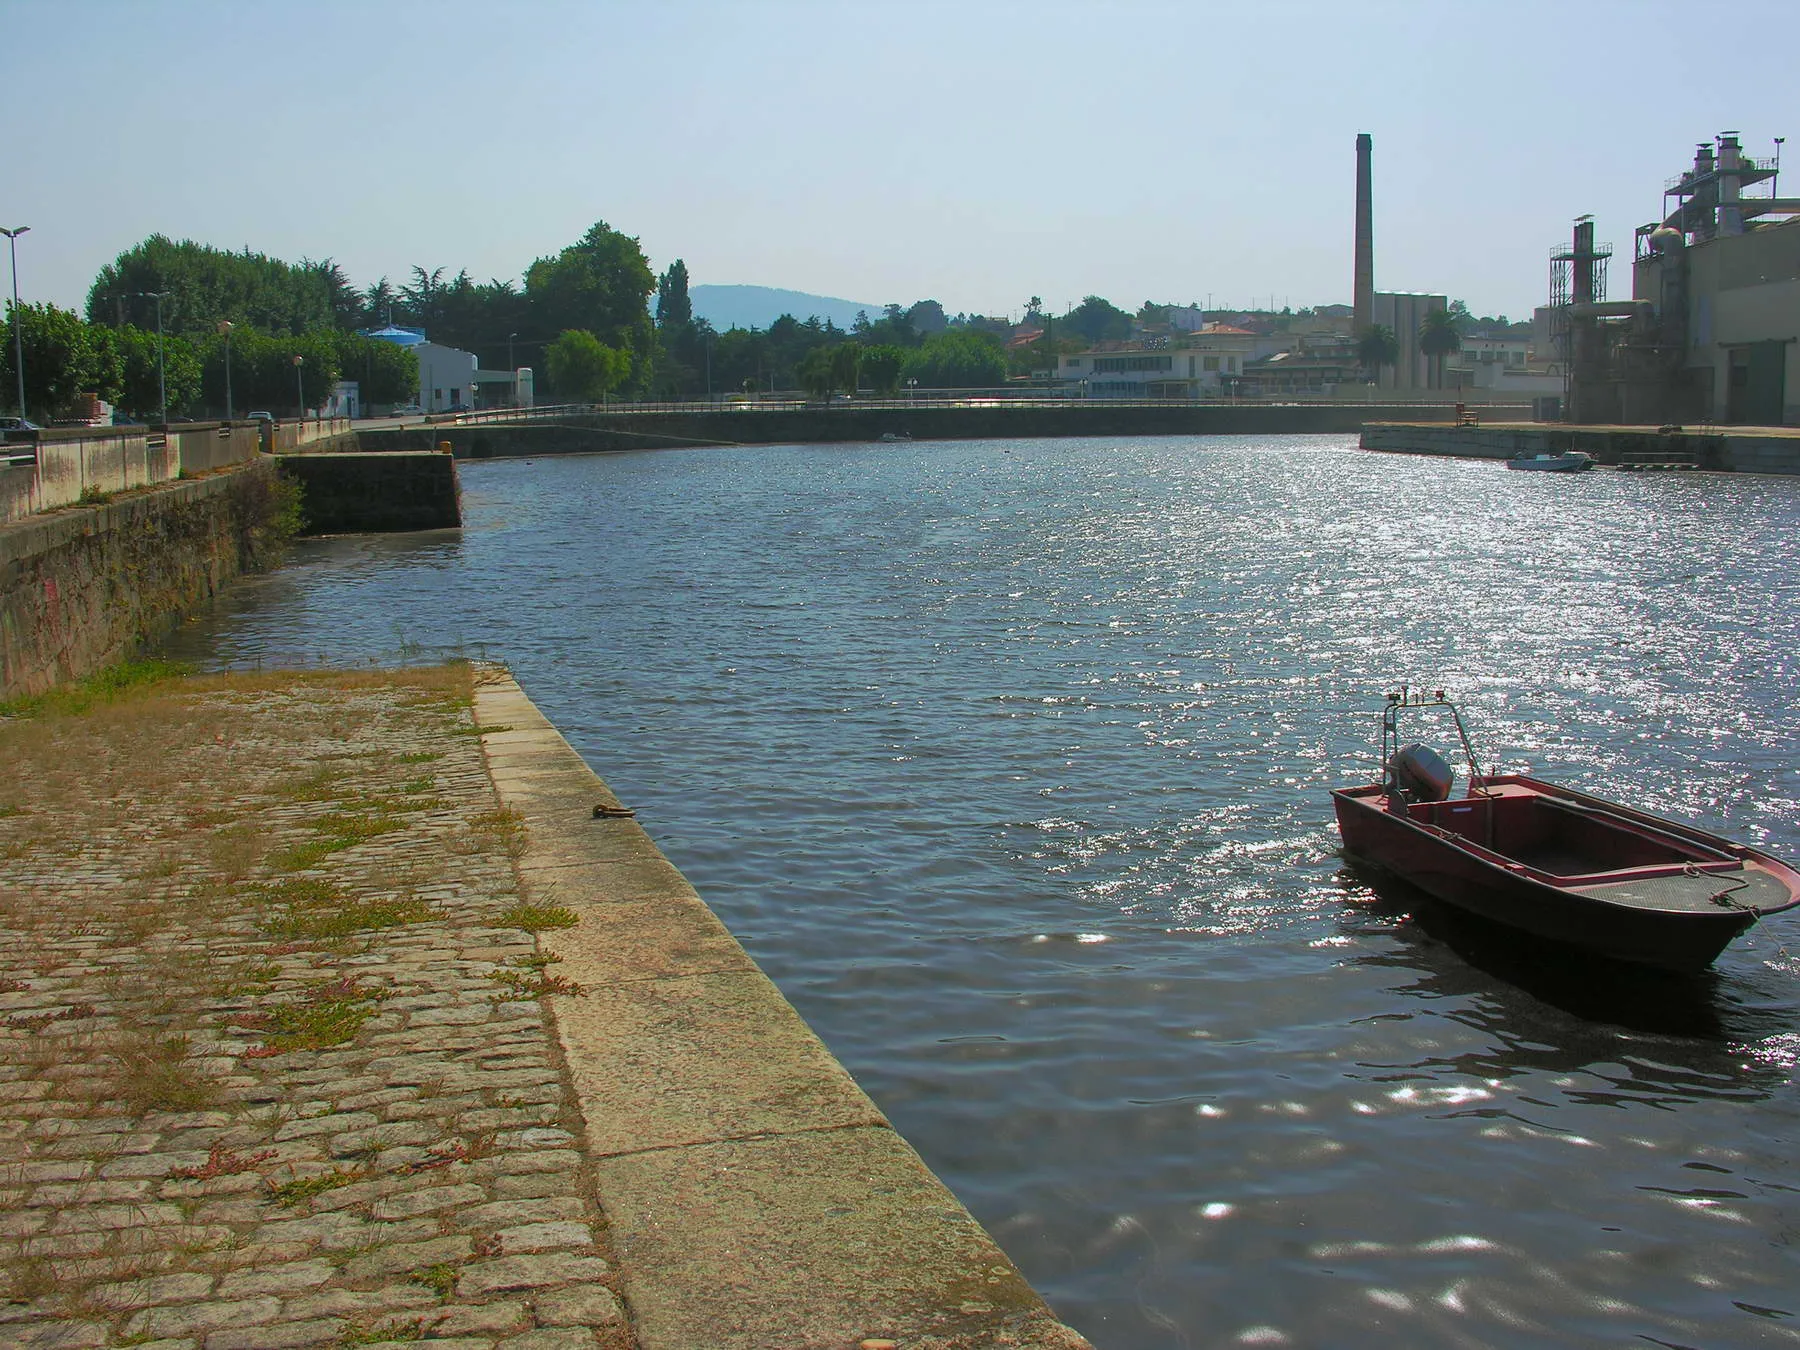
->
{"left": 163, "top": 436, "right": 1800, "bottom": 1349}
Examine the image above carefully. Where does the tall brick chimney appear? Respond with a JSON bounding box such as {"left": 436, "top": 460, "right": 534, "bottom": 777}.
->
{"left": 1354, "top": 133, "right": 1374, "bottom": 335}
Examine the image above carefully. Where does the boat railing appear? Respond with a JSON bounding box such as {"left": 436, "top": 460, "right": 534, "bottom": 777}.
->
{"left": 1379, "top": 687, "right": 1489, "bottom": 799}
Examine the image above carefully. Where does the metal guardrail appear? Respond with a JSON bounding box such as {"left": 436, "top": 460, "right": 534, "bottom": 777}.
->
{"left": 437, "top": 393, "right": 1529, "bottom": 421}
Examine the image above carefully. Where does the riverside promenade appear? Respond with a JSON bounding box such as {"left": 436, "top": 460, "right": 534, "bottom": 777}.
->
{"left": 0, "top": 663, "right": 1089, "bottom": 1350}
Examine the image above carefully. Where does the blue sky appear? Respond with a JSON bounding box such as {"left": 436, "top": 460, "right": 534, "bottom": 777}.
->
{"left": 6, "top": 0, "right": 1796, "bottom": 323}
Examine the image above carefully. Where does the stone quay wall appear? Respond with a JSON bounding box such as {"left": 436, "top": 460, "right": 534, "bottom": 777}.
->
{"left": 1362, "top": 421, "right": 1800, "bottom": 473}
{"left": 276, "top": 452, "right": 461, "bottom": 535}
{"left": 363, "top": 402, "right": 1537, "bottom": 459}
{"left": 0, "top": 461, "right": 283, "bottom": 700}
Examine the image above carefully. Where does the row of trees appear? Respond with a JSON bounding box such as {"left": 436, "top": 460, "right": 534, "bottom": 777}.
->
{"left": 1355, "top": 308, "right": 1467, "bottom": 386}
{"left": 1, "top": 303, "right": 418, "bottom": 421}
{"left": 790, "top": 330, "right": 1010, "bottom": 399}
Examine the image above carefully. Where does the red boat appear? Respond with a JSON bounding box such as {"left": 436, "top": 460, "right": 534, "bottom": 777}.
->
{"left": 1331, "top": 689, "right": 1800, "bottom": 972}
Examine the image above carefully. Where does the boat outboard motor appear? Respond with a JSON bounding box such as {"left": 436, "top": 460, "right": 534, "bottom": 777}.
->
{"left": 1388, "top": 743, "right": 1455, "bottom": 804}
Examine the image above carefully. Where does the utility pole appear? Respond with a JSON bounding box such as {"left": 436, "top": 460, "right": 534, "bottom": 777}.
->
{"left": 1, "top": 226, "right": 29, "bottom": 421}
{"left": 217, "top": 320, "right": 234, "bottom": 420}
{"left": 137, "top": 290, "right": 171, "bottom": 424}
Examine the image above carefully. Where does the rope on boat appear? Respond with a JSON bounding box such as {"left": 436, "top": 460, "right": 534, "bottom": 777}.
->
{"left": 1682, "top": 864, "right": 1799, "bottom": 968}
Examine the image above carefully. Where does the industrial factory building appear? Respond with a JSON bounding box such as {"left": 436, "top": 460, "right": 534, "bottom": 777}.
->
{"left": 1556, "top": 133, "right": 1798, "bottom": 426}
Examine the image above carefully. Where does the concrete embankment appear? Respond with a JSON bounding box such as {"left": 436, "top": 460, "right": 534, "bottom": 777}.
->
{"left": 0, "top": 459, "right": 291, "bottom": 701}
{"left": 368, "top": 402, "right": 1535, "bottom": 458}
{"left": 0, "top": 662, "right": 1092, "bottom": 1350}
{"left": 277, "top": 451, "right": 461, "bottom": 533}
{"left": 474, "top": 672, "right": 1092, "bottom": 1350}
{"left": 1362, "top": 421, "right": 1800, "bottom": 473}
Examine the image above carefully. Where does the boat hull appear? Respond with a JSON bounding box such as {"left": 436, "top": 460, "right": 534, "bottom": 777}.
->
{"left": 1331, "top": 778, "right": 1787, "bottom": 971}
{"left": 1507, "top": 452, "right": 1593, "bottom": 472}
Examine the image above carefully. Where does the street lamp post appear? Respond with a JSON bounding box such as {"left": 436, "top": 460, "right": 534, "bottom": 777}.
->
{"left": 137, "top": 290, "right": 171, "bottom": 424}
{"left": 507, "top": 332, "right": 518, "bottom": 407}
{"left": 906, "top": 377, "right": 917, "bottom": 404}
{"left": 292, "top": 354, "right": 305, "bottom": 421}
{"left": 216, "top": 320, "right": 234, "bottom": 420}
{"left": 1, "top": 226, "right": 29, "bottom": 422}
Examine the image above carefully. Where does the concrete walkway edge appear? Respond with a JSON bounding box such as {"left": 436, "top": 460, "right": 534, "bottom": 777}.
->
{"left": 472, "top": 670, "right": 1093, "bottom": 1350}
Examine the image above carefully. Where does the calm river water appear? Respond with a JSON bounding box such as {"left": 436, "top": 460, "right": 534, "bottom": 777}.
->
{"left": 163, "top": 435, "right": 1800, "bottom": 1349}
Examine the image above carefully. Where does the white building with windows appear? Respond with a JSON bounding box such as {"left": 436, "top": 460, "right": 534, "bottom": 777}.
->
{"left": 416, "top": 343, "right": 478, "bottom": 412}
{"left": 1058, "top": 325, "right": 1260, "bottom": 396}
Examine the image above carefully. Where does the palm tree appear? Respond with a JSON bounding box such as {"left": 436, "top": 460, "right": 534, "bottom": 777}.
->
{"left": 1418, "top": 308, "right": 1463, "bottom": 390}
{"left": 1357, "top": 324, "right": 1400, "bottom": 384}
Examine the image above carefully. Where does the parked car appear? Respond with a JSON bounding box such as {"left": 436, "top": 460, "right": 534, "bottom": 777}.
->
{"left": 388, "top": 404, "right": 424, "bottom": 418}
{"left": 0, "top": 416, "right": 40, "bottom": 431}
{"left": 247, "top": 410, "right": 273, "bottom": 422}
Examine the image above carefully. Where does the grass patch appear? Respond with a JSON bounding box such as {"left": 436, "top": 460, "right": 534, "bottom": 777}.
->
{"left": 267, "top": 1165, "right": 366, "bottom": 1209}
{"left": 208, "top": 957, "right": 282, "bottom": 998}
{"left": 487, "top": 954, "right": 584, "bottom": 1001}
{"left": 110, "top": 1033, "right": 221, "bottom": 1113}
{"left": 242, "top": 976, "right": 388, "bottom": 1054}
{"left": 339, "top": 1317, "right": 425, "bottom": 1346}
{"left": 449, "top": 723, "right": 511, "bottom": 737}
{"left": 0, "top": 657, "right": 193, "bottom": 719}
{"left": 0, "top": 805, "right": 23, "bottom": 819}
{"left": 410, "top": 1264, "right": 459, "bottom": 1300}
{"left": 496, "top": 902, "right": 579, "bottom": 932}
{"left": 397, "top": 751, "right": 441, "bottom": 765}
{"left": 270, "top": 808, "right": 407, "bottom": 870}
{"left": 464, "top": 807, "right": 527, "bottom": 858}
{"left": 266, "top": 894, "right": 432, "bottom": 942}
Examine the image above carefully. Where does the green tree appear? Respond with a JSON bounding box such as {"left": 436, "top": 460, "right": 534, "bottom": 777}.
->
{"left": 905, "top": 300, "right": 947, "bottom": 336}
{"left": 796, "top": 345, "right": 837, "bottom": 400}
{"left": 1418, "top": 308, "right": 1463, "bottom": 389}
{"left": 1357, "top": 324, "right": 1400, "bottom": 380}
{"left": 545, "top": 329, "right": 629, "bottom": 401}
{"left": 900, "top": 331, "right": 1007, "bottom": 389}
{"left": 196, "top": 326, "right": 343, "bottom": 417}
{"left": 331, "top": 332, "right": 419, "bottom": 407}
{"left": 0, "top": 303, "right": 123, "bottom": 419}
{"left": 87, "top": 236, "right": 346, "bottom": 339}
{"left": 859, "top": 344, "right": 906, "bottom": 396}
{"left": 656, "top": 260, "right": 692, "bottom": 330}
{"left": 108, "top": 324, "right": 202, "bottom": 419}
{"left": 524, "top": 222, "right": 656, "bottom": 392}
{"left": 1063, "top": 295, "right": 1132, "bottom": 343}
{"left": 829, "top": 342, "right": 862, "bottom": 395}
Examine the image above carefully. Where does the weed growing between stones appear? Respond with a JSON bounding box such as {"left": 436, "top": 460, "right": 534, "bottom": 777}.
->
{"left": 240, "top": 976, "right": 390, "bottom": 1054}
{"left": 411, "top": 1262, "right": 459, "bottom": 1299}
{"left": 339, "top": 1315, "right": 426, "bottom": 1344}
{"left": 464, "top": 807, "right": 528, "bottom": 859}
{"left": 266, "top": 1165, "right": 367, "bottom": 1209}
{"left": 0, "top": 662, "right": 639, "bottom": 1344}
{"left": 108, "top": 1031, "right": 224, "bottom": 1113}
{"left": 497, "top": 901, "right": 581, "bottom": 932}
{"left": 487, "top": 953, "right": 585, "bottom": 1002}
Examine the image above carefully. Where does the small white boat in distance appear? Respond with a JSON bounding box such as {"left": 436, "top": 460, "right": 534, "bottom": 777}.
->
{"left": 1507, "top": 450, "right": 1595, "bottom": 473}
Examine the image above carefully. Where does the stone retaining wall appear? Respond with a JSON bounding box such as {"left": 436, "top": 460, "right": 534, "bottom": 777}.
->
{"left": 1363, "top": 421, "right": 1800, "bottom": 473}
{"left": 0, "top": 461, "right": 282, "bottom": 699}
{"left": 362, "top": 403, "right": 1538, "bottom": 459}
{"left": 276, "top": 452, "right": 461, "bottom": 534}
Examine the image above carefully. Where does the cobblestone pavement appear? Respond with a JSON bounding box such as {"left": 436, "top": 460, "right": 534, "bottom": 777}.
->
{"left": 0, "top": 665, "right": 636, "bottom": 1350}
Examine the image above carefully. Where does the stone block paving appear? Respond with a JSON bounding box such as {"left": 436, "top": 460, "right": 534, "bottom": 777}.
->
{"left": 0, "top": 668, "right": 636, "bottom": 1349}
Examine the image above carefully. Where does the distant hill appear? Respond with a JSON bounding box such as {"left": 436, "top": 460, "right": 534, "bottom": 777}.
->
{"left": 690, "top": 284, "right": 887, "bottom": 332}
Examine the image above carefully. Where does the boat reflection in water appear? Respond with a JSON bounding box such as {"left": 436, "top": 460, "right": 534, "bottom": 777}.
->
{"left": 1338, "top": 861, "right": 1732, "bottom": 1041}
